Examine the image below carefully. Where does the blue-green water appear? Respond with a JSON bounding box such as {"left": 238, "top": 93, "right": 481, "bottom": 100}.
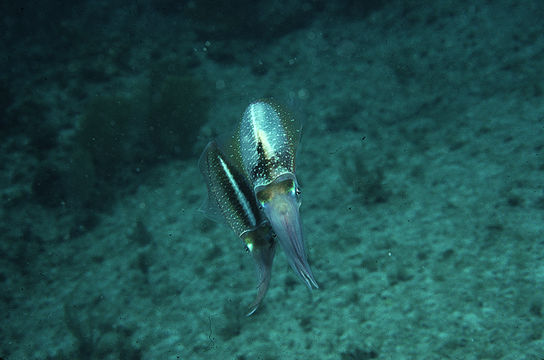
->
{"left": 1, "top": 0, "right": 543, "bottom": 359}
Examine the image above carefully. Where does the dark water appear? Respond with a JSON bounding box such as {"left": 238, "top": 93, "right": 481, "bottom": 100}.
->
{"left": 1, "top": 1, "right": 543, "bottom": 359}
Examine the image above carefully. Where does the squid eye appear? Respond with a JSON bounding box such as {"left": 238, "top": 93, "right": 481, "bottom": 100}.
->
{"left": 295, "top": 188, "right": 301, "bottom": 195}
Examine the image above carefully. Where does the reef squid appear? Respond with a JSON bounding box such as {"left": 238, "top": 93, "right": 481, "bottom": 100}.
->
{"left": 199, "top": 140, "right": 276, "bottom": 316}
{"left": 198, "top": 99, "right": 318, "bottom": 315}
{"left": 238, "top": 100, "right": 318, "bottom": 289}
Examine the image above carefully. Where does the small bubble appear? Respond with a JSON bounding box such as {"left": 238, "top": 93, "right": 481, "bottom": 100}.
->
{"left": 297, "top": 88, "right": 308, "bottom": 99}
{"left": 215, "top": 80, "right": 226, "bottom": 90}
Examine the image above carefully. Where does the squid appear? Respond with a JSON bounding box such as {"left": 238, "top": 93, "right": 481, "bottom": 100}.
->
{"left": 198, "top": 99, "right": 318, "bottom": 316}
{"left": 199, "top": 140, "right": 276, "bottom": 316}
{"left": 238, "top": 100, "right": 318, "bottom": 289}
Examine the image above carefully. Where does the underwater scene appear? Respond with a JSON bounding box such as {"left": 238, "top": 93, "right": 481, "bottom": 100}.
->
{"left": 1, "top": 0, "right": 543, "bottom": 359}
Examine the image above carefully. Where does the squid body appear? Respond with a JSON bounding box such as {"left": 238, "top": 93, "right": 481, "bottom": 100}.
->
{"left": 239, "top": 100, "right": 318, "bottom": 289}
{"left": 199, "top": 141, "right": 276, "bottom": 316}
{"left": 198, "top": 99, "right": 318, "bottom": 315}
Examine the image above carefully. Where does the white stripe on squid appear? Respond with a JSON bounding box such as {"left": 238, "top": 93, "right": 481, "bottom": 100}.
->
{"left": 218, "top": 156, "right": 257, "bottom": 227}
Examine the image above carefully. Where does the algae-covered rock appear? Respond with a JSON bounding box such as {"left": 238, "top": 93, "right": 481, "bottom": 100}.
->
{"left": 73, "top": 68, "right": 209, "bottom": 198}
{"left": 77, "top": 94, "right": 136, "bottom": 179}
{"left": 32, "top": 164, "right": 65, "bottom": 208}
{"left": 63, "top": 148, "right": 96, "bottom": 208}
{"left": 147, "top": 74, "right": 208, "bottom": 158}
